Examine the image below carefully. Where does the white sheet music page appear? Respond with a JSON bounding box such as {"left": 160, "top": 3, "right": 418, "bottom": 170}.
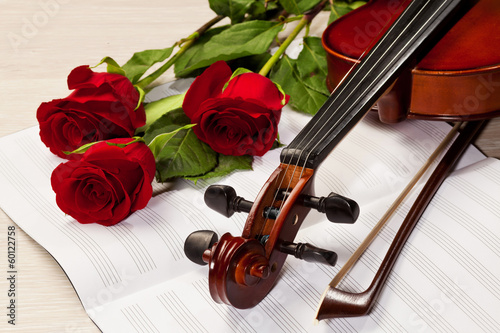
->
{"left": 0, "top": 81, "right": 499, "bottom": 332}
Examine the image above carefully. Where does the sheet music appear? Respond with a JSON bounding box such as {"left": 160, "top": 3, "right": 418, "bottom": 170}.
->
{"left": 0, "top": 83, "right": 499, "bottom": 332}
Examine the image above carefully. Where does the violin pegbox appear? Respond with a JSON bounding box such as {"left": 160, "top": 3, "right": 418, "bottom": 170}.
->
{"left": 183, "top": 163, "right": 359, "bottom": 308}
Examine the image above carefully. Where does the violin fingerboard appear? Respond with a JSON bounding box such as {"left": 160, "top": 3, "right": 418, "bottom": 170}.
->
{"left": 281, "top": 0, "right": 476, "bottom": 169}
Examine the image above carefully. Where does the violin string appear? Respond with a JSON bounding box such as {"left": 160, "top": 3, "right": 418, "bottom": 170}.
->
{"left": 296, "top": 0, "right": 447, "bottom": 180}
{"left": 256, "top": 0, "right": 415, "bottom": 239}
{"left": 287, "top": 0, "right": 413, "bottom": 162}
{"left": 277, "top": 0, "right": 424, "bottom": 209}
{"left": 276, "top": 0, "right": 416, "bottom": 211}
{"left": 257, "top": 0, "right": 452, "bottom": 242}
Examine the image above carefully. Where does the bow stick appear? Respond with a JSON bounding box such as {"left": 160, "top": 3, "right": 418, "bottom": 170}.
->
{"left": 315, "top": 120, "right": 485, "bottom": 321}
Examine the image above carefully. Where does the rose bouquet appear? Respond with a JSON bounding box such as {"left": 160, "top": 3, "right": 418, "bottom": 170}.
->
{"left": 38, "top": 0, "right": 365, "bottom": 226}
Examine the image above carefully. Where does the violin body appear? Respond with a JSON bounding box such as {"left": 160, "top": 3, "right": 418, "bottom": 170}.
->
{"left": 323, "top": 0, "right": 500, "bottom": 123}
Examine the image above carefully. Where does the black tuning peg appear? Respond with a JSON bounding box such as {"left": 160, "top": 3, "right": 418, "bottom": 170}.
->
{"left": 302, "top": 192, "right": 359, "bottom": 224}
{"left": 280, "top": 241, "right": 338, "bottom": 266}
{"left": 184, "top": 230, "right": 219, "bottom": 265}
{"left": 204, "top": 185, "right": 253, "bottom": 218}
{"left": 204, "top": 185, "right": 358, "bottom": 224}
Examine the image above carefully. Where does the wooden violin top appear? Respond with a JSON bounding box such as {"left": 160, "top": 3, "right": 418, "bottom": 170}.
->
{"left": 322, "top": 0, "right": 500, "bottom": 122}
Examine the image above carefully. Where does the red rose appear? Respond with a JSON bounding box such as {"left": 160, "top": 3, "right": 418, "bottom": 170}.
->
{"left": 182, "top": 61, "right": 288, "bottom": 156}
{"left": 37, "top": 66, "right": 146, "bottom": 159}
{"left": 51, "top": 138, "right": 155, "bottom": 226}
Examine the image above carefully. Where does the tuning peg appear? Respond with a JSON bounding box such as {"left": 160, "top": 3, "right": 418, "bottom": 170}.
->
{"left": 204, "top": 185, "right": 253, "bottom": 218}
{"left": 302, "top": 192, "right": 359, "bottom": 224}
{"left": 184, "top": 230, "right": 219, "bottom": 265}
{"left": 280, "top": 241, "right": 338, "bottom": 266}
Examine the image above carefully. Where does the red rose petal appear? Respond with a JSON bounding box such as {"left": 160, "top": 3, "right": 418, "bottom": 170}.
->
{"left": 182, "top": 61, "right": 232, "bottom": 120}
{"left": 221, "top": 72, "right": 288, "bottom": 111}
{"left": 68, "top": 66, "right": 129, "bottom": 91}
{"left": 38, "top": 64, "right": 146, "bottom": 159}
{"left": 50, "top": 139, "right": 155, "bottom": 225}
{"left": 67, "top": 66, "right": 93, "bottom": 89}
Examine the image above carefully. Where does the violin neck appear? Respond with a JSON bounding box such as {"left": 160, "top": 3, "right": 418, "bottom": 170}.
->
{"left": 281, "top": 0, "right": 476, "bottom": 170}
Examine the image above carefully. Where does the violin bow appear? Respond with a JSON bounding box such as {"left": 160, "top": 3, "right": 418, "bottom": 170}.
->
{"left": 325, "top": 121, "right": 463, "bottom": 288}
{"left": 315, "top": 120, "right": 485, "bottom": 321}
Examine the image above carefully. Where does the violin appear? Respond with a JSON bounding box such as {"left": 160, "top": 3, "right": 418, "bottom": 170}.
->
{"left": 323, "top": 0, "right": 500, "bottom": 124}
{"left": 183, "top": 0, "right": 499, "bottom": 315}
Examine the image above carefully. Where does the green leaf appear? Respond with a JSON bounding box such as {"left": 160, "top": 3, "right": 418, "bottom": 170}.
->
{"left": 104, "top": 137, "right": 144, "bottom": 148}
{"left": 122, "top": 46, "right": 175, "bottom": 84}
{"left": 272, "top": 135, "right": 285, "bottom": 149}
{"left": 246, "top": 0, "right": 267, "bottom": 20}
{"left": 278, "top": 0, "right": 321, "bottom": 15}
{"left": 230, "top": 67, "right": 254, "bottom": 79}
{"left": 227, "top": 52, "right": 272, "bottom": 73}
{"left": 174, "top": 21, "right": 283, "bottom": 77}
{"left": 269, "top": 37, "right": 330, "bottom": 113}
{"left": 350, "top": 1, "right": 367, "bottom": 9}
{"left": 143, "top": 109, "right": 217, "bottom": 181}
{"left": 136, "top": 92, "right": 186, "bottom": 134}
{"left": 143, "top": 108, "right": 191, "bottom": 144}
{"left": 270, "top": 54, "right": 328, "bottom": 115}
{"left": 135, "top": 86, "right": 146, "bottom": 111}
{"left": 95, "top": 56, "right": 126, "bottom": 76}
{"left": 274, "top": 80, "right": 288, "bottom": 106}
{"left": 174, "top": 26, "right": 228, "bottom": 78}
{"left": 148, "top": 124, "right": 195, "bottom": 159}
{"left": 329, "top": 1, "right": 367, "bottom": 24}
{"left": 295, "top": 36, "right": 329, "bottom": 96}
{"left": 222, "top": 67, "right": 254, "bottom": 91}
{"left": 63, "top": 137, "right": 144, "bottom": 155}
{"left": 243, "top": 0, "right": 282, "bottom": 21}
{"left": 155, "top": 129, "right": 218, "bottom": 181}
{"left": 186, "top": 154, "right": 253, "bottom": 181}
{"left": 209, "top": 0, "right": 254, "bottom": 23}
{"left": 63, "top": 141, "right": 100, "bottom": 155}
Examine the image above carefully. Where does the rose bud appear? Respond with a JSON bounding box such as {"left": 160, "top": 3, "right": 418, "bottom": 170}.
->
{"left": 182, "top": 61, "right": 289, "bottom": 156}
{"left": 50, "top": 138, "right": 155, "bottom": 226}
{"left": 37, "top": 66, "right": 146, "bottom": 159}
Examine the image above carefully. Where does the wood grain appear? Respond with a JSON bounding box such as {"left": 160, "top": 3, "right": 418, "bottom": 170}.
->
{"left": 0, "top": 1, "right": 498, "bottom": 332}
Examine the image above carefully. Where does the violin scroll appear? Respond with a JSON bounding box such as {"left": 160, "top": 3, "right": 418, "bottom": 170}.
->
{"left": 183, "top": 164, "right": 359, "bottom": 308}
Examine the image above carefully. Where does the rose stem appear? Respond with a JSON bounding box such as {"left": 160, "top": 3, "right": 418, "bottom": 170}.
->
{"left": 135, "top": 15, "right": 225, "bottom": 90}
{"left": 258, "top": 0, "right": 327, "bottom": 77}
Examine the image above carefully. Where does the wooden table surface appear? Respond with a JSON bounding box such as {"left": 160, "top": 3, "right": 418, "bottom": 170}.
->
{"left": 1, "top": 1, "right": 499, "bottom": 332}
